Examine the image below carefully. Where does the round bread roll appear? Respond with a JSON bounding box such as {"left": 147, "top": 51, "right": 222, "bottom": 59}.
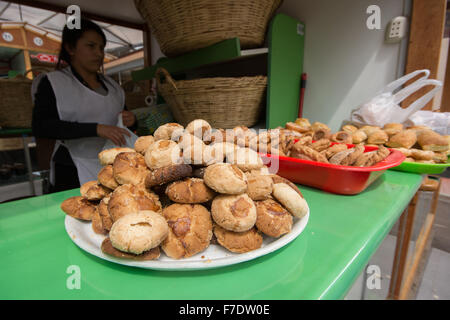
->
{"left": 204, "top": 163, "right": 247, "bottom": 195}
{"left": 367, "top": 130, "right": 389, "bottom": 145}
{"left": 80, "top": 180, "right": 111, "bottom": 201}
{"left": 342, "top": 125, "right": 358, "bottom": 134}
{"left": 108, "top": 184, "right": 162, "bottom": 222}
{"left": 255, "top": 199, "right": 293, "bottom": 238}
{"left": 213, "top": 224, "right": 263, "bottom": 254}
{"left": 211, "top": 193, "right": 257, "bottom": 232}
{"left": 109, "top": 211, "right": 169, "bottom": 255}
{"left": 226, "top": 147, "right": 264, "bottom": 172}
{"left": 98, "top": 147, "right": 135, "bottom": 166}
{"left": 144, "top": 139, "right": 182, "bottom": 170}
{"left": 166, "top": 178, "right": 216, "bottom": 204}
{"left": 98, "top": 195, "right": 113, "bottom": 231}
{"left": 383, "top": 123, "right": 404, "bottom": 137}
{"left": 185, "top": 119, "right": 212, "bottom": 140}
{"left": 286, "top": 121, "right": 310, "bottom": 133}
{"left": 134, "top": 135, "right": 155, "bottom": 155}
{"left": 60, "top": 196, "right": 96, "bottom": 221}
{"left": 294, "top": 118, "right": 311, "bottom": 129}
{"left": 245, "top": 170, "right": 273, "bottom": 201}
{"left": 113, "top": 152, "right": 149, "bottom": 185}
{"left": 161, "top": 203, "right": 213, "bottom": 259}
{"left": 153, "top": 123, "right": 184, "bottom": 141}
{"left": 98, "top": 165, "right": 119, "bottom": 190}
{"left": 210, "top": 142, "right": 239, "bottom": 161}
{"left": 311, "top": 122, "right": 330, "bottom": 132}
{"left": 272, "top": 183, "right": 308, "bottom": 219}
{"left": 178, "top": 133, "right": 205, "bottom": 150}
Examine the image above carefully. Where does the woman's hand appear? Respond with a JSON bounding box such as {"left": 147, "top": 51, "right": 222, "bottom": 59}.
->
{"left": 121, "top": 110, "right": 136, "bottom": 127}
{"left": 96, "top": 124, "right": 131, "bottom": 146}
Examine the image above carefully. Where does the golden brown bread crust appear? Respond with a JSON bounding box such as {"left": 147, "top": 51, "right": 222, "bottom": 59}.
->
{"left": 312, "top": 128, "right": 331, "bottom": 141}
{"left": 342, "top": 125, "right": 358, "bottom": 134}
{"left": 134, "top": 135, "right": 155, "bottom": 154}
{"left": 98, "top": 196, "right": 113, "bottom": 231}
{"left": 367, "top": 130, "right": 389, "bottom": 145}
{"left": 165, "top": 178, "right": 216, "bottom": 204}
{"left": 92, "top": 208, "right": 107, "bottom": 235}
{"left": 213, "top": 225, "right": 263, "bottom": 254}
{"left": 61, "top": 196, "right": 96, "bottom": 221}
{"left": 245, "top": 170, "right": 273, "bottom": 201}
{"left": 98, "top": 148, "right": 135, "bottom": 166}
{"left": 417, "top": 130, "right": 449, "bottom": 152}
{"left": 352, "top": 130, "right": 368, "bottom": 144}
{"left": 161, "top": 204, "right": 213, "bottom": 259}
{"left": 255, "top": 199, "right": 293, "bottom": 238}
{"left": 108, "top": 184, "right": 162, "bottom": 222}
{"left": 310, "top": 139, "right": 331, "bottom": 152}
{"left": 80, "top": 180, "right": 111, "bottom": 201}
{"left": 101, "top": 237, "right": 160, "bottom": 261}
{"left": 386, "top": 130, "right": 417, "bottom": 149}
{"left": 144, "top": 164, "right": 192, "bottom": 188}
{"left": 321, "top": 144, "right": 348, "bottom": 159}
{"left": 97, "top": 165, "right": 119, "bottom": 190}
{"left": 285, "top": 122, "right": 310, "bottom": 133}
{"left": 112, "top": 152, "right": 149, "bottom": 186}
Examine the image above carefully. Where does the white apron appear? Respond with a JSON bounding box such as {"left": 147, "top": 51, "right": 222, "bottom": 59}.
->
{"left": 45, "top": 67, "right": 124, "bottom": 185}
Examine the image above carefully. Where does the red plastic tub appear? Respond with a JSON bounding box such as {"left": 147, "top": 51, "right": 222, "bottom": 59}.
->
{"left": 259, "top": 144, "right": 405, "bottom": 195}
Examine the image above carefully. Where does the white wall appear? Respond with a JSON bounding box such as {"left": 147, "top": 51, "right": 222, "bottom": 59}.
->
{"left": 148, "top": 0, "right": 410, "bottom": 131}
{"left": 277, "top": 0, "right": 409, "bottom": 131}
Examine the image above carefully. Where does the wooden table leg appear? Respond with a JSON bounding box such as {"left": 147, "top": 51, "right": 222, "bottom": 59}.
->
{"left": 387, "top": 192, "right": 419, "bottom": 300}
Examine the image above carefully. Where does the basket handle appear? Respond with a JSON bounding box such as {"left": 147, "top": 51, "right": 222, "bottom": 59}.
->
{"left": 156, "top": 68, "right": 177, "bottom": 90}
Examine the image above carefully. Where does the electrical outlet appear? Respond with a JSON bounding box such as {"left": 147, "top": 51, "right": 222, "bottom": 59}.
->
{"left": 385, "top": 16, "right": 408, "bottom": 43}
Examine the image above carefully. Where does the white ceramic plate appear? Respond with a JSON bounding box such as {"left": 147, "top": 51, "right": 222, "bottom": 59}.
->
{"left": 65, "top": 209, "right": 309, "bottom": 271}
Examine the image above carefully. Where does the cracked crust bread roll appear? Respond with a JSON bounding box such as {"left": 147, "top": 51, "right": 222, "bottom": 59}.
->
{"left": 144, "top": 140, "right": 182, "bottom": 169}
{"left": 98, "top": 147, "right": 135, "bottom": 166}
{"left": 109, "top": 211, "right": 169, "bottom": 255}
{"left": 255, "top": 199, "right": 293, "bottom": 238}
{"left": 134, "top": 135, "right": 155, "bottom": 155}
{"left": 113, "top": 152, "right": 149, "bottom": 185}
{"left": 245, "top": 169, "right": 273, "bottom": 201}
{"left": 98, "top": 165, "right": 119, "bottom": 190}
{"left": 213, "top": 224, "right": 263, "bottom": 254}
{"left": 161, "top": 203, "right": 213, "bottom": 259}
{"left": 61, "top": 196, "right": 96, "bottom": 221}
{"left": 165, "top": 178, "right": 216, "bottom": 204}
{"left": 153, "top": 123, "right": 184, "bottom": 141}
{"left": 185, "top": 119, "right": 212, "bottom": 140}
{"left": 80, "top": 180, "right": 111, "bottom": 201}
{"left": 386, "top": 130, "right": 417, "bottom": 149}
{"left": 108, "top": 184, "right": 162, "bottom": 222}
{"left": 203, "top": 163, "right": 248, "bottom": 195}
{"left": 211, "top": 193, "right": 257, "bottom": 232}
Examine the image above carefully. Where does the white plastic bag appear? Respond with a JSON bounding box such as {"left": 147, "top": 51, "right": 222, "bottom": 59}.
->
{"left": 102, "top": 113, "right": 138, "bottom": 150}
{"left": 350, "top": 69, "right": 442, "bottom": 127}
{"left": 405, "top": 111, "right": 450, "bottom": 135}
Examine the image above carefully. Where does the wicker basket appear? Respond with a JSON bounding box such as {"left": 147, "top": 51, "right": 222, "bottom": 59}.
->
{"left": 156, "top": 68, "right": 267, "bottom": 128}
{"left": 134, "top": 0, "right": 282, "bottom": 57}
{"left": 0, "top": 69, "right": 46, "bottom": 128}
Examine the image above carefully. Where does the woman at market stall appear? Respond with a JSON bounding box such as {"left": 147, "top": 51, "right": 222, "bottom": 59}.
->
{"left": 32, "top": 18, "right": 137, "bottom": 192}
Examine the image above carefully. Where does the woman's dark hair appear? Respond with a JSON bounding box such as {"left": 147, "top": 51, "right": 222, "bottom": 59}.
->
{"left": 56, "top": 18, "right": 107, "bottom": 70}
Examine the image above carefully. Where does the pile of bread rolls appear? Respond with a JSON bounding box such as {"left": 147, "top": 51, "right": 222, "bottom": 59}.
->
{"left": 282, "top": 119, "right": 449, "bottom": 165}
{"left": 61, "top": 119, "right": 309, "bottom": 261}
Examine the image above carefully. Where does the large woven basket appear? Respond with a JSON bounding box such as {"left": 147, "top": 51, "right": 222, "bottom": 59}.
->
{"left": 134, "top": 0, "right": 282, "bottom": 57}
{"left": 156, "top": 68, "right": 267, "bottom": 128}
{"left": 0, "top": 69, "right": 45, "bottom": 128}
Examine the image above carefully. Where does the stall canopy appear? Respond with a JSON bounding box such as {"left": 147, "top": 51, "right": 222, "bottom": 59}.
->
{"left": 0, "top": 0, "right": 144, "bottom": 59}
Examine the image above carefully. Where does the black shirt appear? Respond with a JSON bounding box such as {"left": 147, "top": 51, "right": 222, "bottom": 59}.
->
{"left": 32, "top": 66, "right": 136, "bottom": 165}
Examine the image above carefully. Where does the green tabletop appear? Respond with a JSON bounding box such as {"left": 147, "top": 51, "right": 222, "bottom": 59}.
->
{"left": 0, "top": 170, "right": 422, "bottom": 300}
